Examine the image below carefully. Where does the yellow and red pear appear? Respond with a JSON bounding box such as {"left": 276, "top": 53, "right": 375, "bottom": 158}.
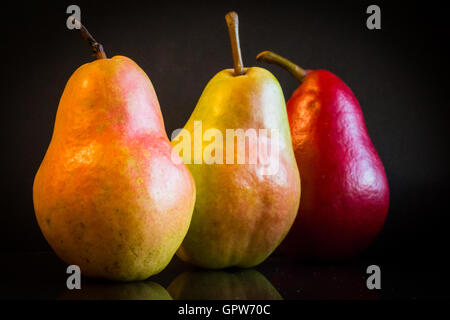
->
{"left": 33, "top": 22, "right": 195, "bottom": 281}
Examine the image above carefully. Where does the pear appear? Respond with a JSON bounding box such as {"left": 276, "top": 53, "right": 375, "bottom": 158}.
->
{"left": 172, "top": 12, "right": 300, "bottom": 268}
{"left": 33, "top": 21, "right": 196, "bottom": 281}
{"left": 257, "top": 51, "right": 389, "bottom": 259}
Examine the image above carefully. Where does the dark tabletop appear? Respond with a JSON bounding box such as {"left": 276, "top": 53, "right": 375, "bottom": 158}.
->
{"left": 1, "top": 252, "right": 447, "bottom": 300}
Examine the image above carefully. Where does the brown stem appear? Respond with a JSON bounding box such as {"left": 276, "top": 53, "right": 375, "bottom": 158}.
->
{"left": 256, "top": 51, "right": 307, "bottom": 82}
{"left": 73, "top": 18, "right": 107, "bottom": 59}
{"left": 225, "top": 12, "right": 244, "bottom": 76}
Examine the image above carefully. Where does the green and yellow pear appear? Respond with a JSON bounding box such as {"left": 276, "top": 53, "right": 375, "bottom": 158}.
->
{"left": 172, "top": 12, "right": 300, "bottom": 269}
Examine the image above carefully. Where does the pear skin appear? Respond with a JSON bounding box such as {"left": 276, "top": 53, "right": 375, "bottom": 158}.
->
{"left": 33, "top": 56, "right": 196, "bottom": 281}
{"left": 173, "top": 67, "right": 300, "bottom": 268}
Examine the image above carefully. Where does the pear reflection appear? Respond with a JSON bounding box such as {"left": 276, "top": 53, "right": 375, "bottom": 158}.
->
{"left": 60, "top": 281, "right": 172, "bottom": 300}
{"left": 168, "top": 269, "right": 282, "bottom": 300}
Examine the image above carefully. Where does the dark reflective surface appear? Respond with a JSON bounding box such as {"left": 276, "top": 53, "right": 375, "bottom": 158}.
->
{"left": 168, "top": 269, "right": 282, "bottom": 300}
{"left": 0, "top": 252, "right": 448, "bottom": 300}
{"left": 60, "top": 281, "right": 172, "bottom": 300}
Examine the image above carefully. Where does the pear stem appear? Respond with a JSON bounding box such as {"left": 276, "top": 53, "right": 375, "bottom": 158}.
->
{"left": 256, "top": 51, "right": 307, "bottom": 82}
{"left": 73, "top": 18, "right": 107, "bottom": 59}
{"left": 225, "top": 12, "right": 244, "bottom": 76}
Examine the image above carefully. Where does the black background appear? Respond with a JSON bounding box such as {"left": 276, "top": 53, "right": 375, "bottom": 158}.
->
{"left": 1, "top": 0, "right": 449, "bottom": 280}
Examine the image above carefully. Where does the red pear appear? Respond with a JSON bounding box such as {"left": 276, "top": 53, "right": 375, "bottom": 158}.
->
{"left": 257, "top": 51, "right": 389, "bottom": 260}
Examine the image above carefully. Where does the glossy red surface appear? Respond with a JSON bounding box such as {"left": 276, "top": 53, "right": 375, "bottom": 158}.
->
{"left": 280, "top": 70, "right": 389, "bottom": 259}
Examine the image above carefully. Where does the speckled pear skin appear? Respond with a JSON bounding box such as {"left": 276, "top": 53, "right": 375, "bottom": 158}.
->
{"left": 280, "top": 70, "right": 389, "bottom": 260}
{"left": 33, "top": 56, "right": 196, "bottom": 281}
{"left": 173, "top": 67, "right": 301, "bottom": 269}
{"left": 168, "top": 269, "right": 283, "bottom": 300}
